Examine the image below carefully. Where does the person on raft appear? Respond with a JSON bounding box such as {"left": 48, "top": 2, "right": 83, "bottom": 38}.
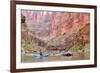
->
{"left": 39, "top": 50, "right": 43, "bottom": 56}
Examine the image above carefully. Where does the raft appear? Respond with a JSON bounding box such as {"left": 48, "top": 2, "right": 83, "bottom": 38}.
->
{"left": 33, "top": 54, "right": 48, "bottom": 59}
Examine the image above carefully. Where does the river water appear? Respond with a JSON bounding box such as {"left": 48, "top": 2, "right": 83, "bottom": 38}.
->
{"left": 21, "top": 50, "right": 90, "bottom": 63}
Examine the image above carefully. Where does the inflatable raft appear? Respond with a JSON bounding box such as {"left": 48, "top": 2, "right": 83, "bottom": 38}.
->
{"left": 33, "top": 54, "right": 48, "bottom": 59}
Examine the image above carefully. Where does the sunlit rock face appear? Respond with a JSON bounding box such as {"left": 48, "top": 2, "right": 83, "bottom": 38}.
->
{"left": 21, "top": 10, "right": 90, "bottom": 41}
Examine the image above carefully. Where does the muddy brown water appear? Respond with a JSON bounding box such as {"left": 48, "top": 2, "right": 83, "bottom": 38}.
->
{"left": 21, "top": 51, "right": 90, "bottom": 63}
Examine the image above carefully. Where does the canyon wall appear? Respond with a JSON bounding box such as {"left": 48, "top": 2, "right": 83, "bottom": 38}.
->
{"left": 22, "top": 10, "right": 90, "bottom": 40}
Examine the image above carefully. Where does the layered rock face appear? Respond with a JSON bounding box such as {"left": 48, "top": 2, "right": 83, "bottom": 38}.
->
{"left": 22, "top": 10, "right": 90, "bottom": 40}
{"left": 21, "top": 10, "right": 90, "bottom": 51}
